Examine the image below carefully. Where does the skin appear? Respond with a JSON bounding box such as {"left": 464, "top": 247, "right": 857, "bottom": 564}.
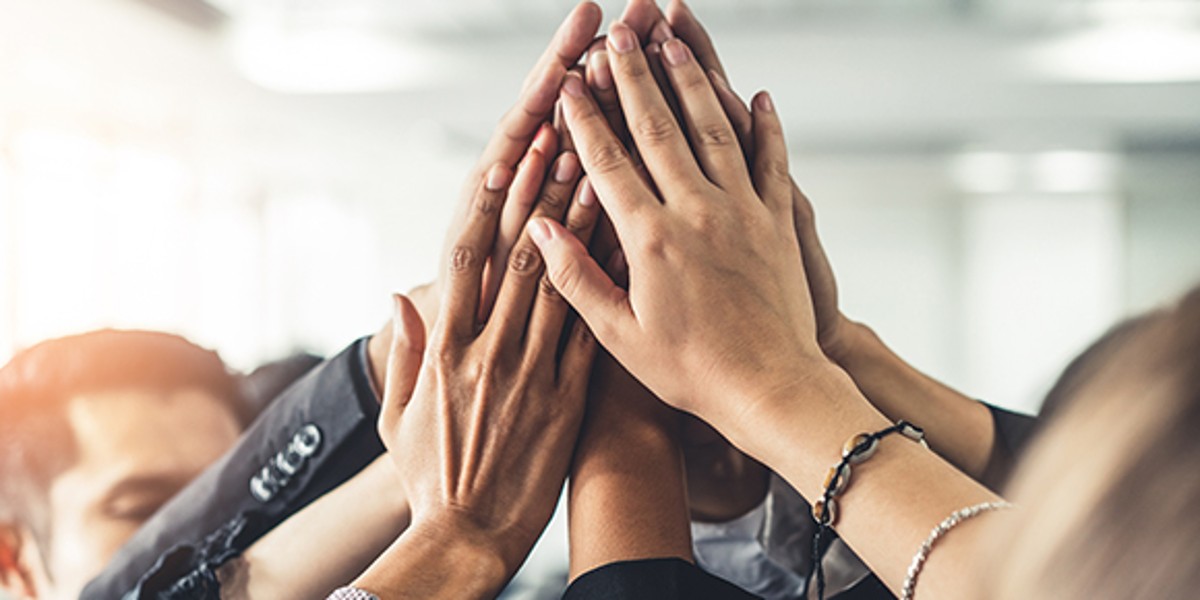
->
{"left": 660, "top": 0, "right": 997, "bottom": 483}
{"left": 220, "top": 7, "right": 604, "bottom": 596}
{"left": 0, "top": 389, "right": 241, "bottom": 600}
{"left": 350, "top": 41, "right": 604, "bottom": 592}
{"left": 592, "top": 1, "right": 997, "bottom": 527}
{"left": 532, "top": 22, "right": 1002, "bottom": 598}
{"left": 566, "top": 259, "right": 694, "bottom": 580}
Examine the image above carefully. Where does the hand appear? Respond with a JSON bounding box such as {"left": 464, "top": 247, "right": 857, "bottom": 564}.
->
{"left": 567, "top": 254, "right": 692, "bottom": 578}
{"left": 376, "top": 142, "right": 601, "bottom": 579}
{"left": 423, "top": 2, "right": 602, "bottom": 324}
{"left": 532, "top": 24, "right": 824, "bottom": 434}
{"left": 365, "top": 0, "right": 600, "bottom": 396}
{"left": 659, "top": 0, "right": 856, "bottom": 362}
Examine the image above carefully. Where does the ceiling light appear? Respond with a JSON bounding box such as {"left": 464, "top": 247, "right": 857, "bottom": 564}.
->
{"left": 1023, "top": 24, "right": 1200, "bottom": 83}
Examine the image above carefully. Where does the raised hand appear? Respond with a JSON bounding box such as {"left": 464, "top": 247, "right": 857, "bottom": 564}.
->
{"left": 351, "top": 91, "right": 603, "bottom": 600}
{"left": 531, "top": 23, "right": 823, "bottom": 438}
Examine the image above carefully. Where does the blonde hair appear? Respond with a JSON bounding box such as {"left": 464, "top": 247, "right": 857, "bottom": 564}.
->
{"left": 985, "top": 288, "right": 1200, "bottom": 599}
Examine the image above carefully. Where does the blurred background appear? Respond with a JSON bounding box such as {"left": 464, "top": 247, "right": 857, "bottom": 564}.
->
{"left": 2, "top": 0, "right": 1200, "bottom": 418}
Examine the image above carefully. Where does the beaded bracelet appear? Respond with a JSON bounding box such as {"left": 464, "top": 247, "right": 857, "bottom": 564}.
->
{"left": 811, "top": 420, "right": 927, "bottom": 600}
{"left": 900, "top": 500, "right": 1014, "bottom": 600}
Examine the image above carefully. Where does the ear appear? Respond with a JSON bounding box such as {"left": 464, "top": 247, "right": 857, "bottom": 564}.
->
{"left": 0, "top": 524, "right": 45, "bottom": 599}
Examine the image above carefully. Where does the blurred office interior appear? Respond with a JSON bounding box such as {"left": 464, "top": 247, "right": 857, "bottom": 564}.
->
{"left": 2, "top": 0, "right": 1199, "bottom": 417}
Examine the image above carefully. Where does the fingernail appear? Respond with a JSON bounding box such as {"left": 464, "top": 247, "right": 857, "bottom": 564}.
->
{"left": 608, "top": 22, "right": 637, "bottom": 54}
{"left": 579, "top": 179, "right": 597, "bottom": 207}
{"left": 528, "top": 219, "right": 553, "bottom": 244}
{"left": 755, "top": 91, "right": 775, "bottom": 113}
{"left": 562, "top": 72, "right": 586, "bottom": 98}
{"left": 554, "top": 152, "right": 580, "bottom": 183}
{"left": 709, "top": 68, "right": 730, "bottom": 91}
{"left": 486, "top": 164, "right": 512, "bottom": 191}
{"left": 589, "top": 50, "right": 613, "bottom": 91}
{"left": 663, "top": 39, "right": 690, "bottom": 67}
{"left": 650, "top": 21, "right": 674, "bottom": 44}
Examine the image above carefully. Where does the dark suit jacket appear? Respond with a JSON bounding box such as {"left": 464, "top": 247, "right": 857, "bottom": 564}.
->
{"left": 80, "top": 339, "right": 383, "bottom": 600}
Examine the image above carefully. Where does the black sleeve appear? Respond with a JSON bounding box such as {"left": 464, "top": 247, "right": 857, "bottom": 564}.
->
{"left": 980, "top": 403, "right": 1040, "bottom": 492}
{"left": 562, "top": 558, "right": 762, "bottom": 600}
{"left": 81, "top": 338, "right": 385, "bottom": 600}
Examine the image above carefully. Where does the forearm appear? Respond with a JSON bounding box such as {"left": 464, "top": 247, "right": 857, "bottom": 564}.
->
{"left": 351, "top": 517, "right": 512, "bottom": 600}
{"left": 220, "top": 457, "right": 409, "bottom": 599}
{"left": 831, "top": 320, "right": 995, "bottom": 479}
{"left": 730, "top": 364, "right": 999, "bottom": 599}
{"left": 568, "top": 414, "right": 693, "bottom": 579}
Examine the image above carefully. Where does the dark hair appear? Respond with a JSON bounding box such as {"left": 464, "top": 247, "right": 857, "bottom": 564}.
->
{"left": 0, "top": 330, "right": 249, "bottom": 549}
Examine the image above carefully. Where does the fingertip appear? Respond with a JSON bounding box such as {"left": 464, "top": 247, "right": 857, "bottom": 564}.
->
{"left": 486, "top": 163, "right": 514, "bottom": 192}
{"left": 528, "top": 217, "right": 556, "bottom": 246}
{"left": 753, "top": 90, "right": 775, "bottom": 113}
{"left": 587, "top": 49, "right": 614, "bottom": 91}
{"left": 554, "top": 151, "right": 581, "bottom": 183}
{"left": 562, "top": 70, "right": 587, "bottom": 98}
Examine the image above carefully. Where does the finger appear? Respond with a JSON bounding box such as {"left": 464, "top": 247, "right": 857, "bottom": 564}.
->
{"left": 480, "top": 2, "right": 602, "bottom": 172}
{"left": 750, "top": 91, "right": 792, "bottom": 215}
{"left": 488, "top": 151, "right": 584, "bottom": 349}
{"left": 620, "top": 0, "right": 667, "bottom": 41}
{"left": 487, "top": 143, "right": 553, "bottom": 315}
{"left": 665, "top": 0, "right": 727, "bottom": 81}
{"left": 709, "top": 69, "right": 754, "bottom": 162}
{"left": 528, "top": 216, "right": 635, "bottom": 350}
{"left": 560, "top": 71, "right": 660, "bottom": 234}
{"left": 605, "top": 247, "right": 629, "bottom": 288}
{"left": 661, "top": 39, "right": 751, "bottom": 192}
{"left": 442, "top": 164, "right": 513, "bottom": 340}
{"left": 586, "top": 42, "right": 631, "bottom": 149}
{"left": 645, "top": 42, "right": 686, "bottom": 133}
{"left": 526, "top": 177, "right": 601, "bottom": 367}
{"left": 384, "top": 294, "right": 427, "bottom": 409}
{"left": 556, "top": 316, "right": 599, "bottom": 401}
{"left": 605, "top": 21, "right": 708, "bottom": 200}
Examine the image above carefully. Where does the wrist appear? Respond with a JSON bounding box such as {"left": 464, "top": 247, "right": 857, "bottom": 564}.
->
{"left": 355, "top": 513, "right": 512, "bottom": 599}
{"left": 822, "top": 316, "right": 875, "bottom": 366}
{"left": 723, "top": 362, "right": 892, "bottom": 497}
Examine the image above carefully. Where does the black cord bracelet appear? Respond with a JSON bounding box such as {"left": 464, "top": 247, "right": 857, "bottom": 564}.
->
{"left": 811, "top": 420, "right": 926, "bottom": 600}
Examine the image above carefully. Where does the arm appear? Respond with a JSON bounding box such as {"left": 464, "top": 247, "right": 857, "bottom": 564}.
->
{"left": 568, "top": 353, "right": 693, "bottom": 580}
{"left": 533, "top": 29, "right": 999, "bottom": 598}
{"left": 660, "top": 0, "right": 1003, "bottom": 484}
{"left": 218, "top": 457, "right": 409, "bottom": 599}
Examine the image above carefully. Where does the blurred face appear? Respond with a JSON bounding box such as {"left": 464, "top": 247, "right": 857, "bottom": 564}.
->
{"left": 36, "top": 388, "right": 241, "bottom": 598}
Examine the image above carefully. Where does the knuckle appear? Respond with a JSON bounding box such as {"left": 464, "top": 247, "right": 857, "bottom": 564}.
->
{"left": 508, "top": 245, "right": 542, "bottom": 275}
{"left": 634, "top": 113, "right": 681, "bottom": 145}
{"left": 619, "top": 58, "right": 651, "bottom": 81}
{"left": 474, "top": 190, "right": 501, "bottom": 215}
{"left": 585, "top": 141, "right": 630, "bottom": 175}
{"left": 761, "top": 157, "right": 791, "bottom": 182}
{"left": 449, "top": 245, "right": 480, "bottom": 273}
{"left": 539, "top": 276, "right": 564, "bottom": 302}
{"left": 550, "top": 260, "right": 584, "bottom": 298}
{"left": 536, "top": 187, "right": 569, "bottom": 213}
{"left": 565, "top": 213, "right": 595, "bottom": 236}
{"left": 697, "top": 123, "right": 736, "bottom": 149}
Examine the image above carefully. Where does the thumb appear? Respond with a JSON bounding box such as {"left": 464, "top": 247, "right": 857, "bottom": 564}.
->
{"left": 527, "top": 217, "right": 632, "bottom": 346}
{"left": 384, "top": 293, "right": 426, "bottom": 408}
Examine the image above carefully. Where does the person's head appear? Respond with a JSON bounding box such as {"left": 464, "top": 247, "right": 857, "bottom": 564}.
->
{"left": 0, "top": 330, "right": 251, "bottom": 599}
{"left": 987, "top": 286, "right": 1200, "bottom": 599}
